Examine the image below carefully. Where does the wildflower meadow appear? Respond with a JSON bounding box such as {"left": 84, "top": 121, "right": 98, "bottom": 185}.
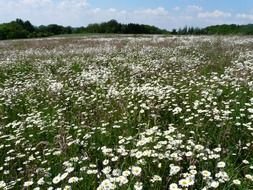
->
{"left": 0, "top": 35, "right": 253, "bottom": 189}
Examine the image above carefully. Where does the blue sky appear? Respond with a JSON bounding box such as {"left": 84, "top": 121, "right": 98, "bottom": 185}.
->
{"left": 1, "top": 0, "right": 253, "bottom": 29}
{"left": 89, "top": 0, "right": 252, "bottom": 12}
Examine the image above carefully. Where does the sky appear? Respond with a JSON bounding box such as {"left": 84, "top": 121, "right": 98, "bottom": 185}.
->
{"left": 1, "top": 0, "right": 253, "bottom": 30}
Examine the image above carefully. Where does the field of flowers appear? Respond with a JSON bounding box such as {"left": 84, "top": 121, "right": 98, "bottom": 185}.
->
{"left": 0, "top": 35, "right": 253, "bottom": 190}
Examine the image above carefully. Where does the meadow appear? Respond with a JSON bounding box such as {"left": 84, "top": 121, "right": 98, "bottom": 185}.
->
{"left": 0, "top": 35, "right": 253, "bottom": 190}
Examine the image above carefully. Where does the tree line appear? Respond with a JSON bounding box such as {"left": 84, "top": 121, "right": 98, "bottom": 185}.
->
{"left": 0, "top": 19, "right": 73, "bottom": 40}
{"left": 173, "top": 24, "right": 253, "bottom": 35}
{"left": 0, "top": 19, "right": 168, "bottom": 40}
{"left": 1, "top": 19, "right": 253, "bottom": 40}
{"left": 80, "top": 19, "right": 168, "bottom": 34}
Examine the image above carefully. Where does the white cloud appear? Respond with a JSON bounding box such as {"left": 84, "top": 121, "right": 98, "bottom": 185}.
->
{"left": 198, "top": 10, "right": 232, "bottom": 19}
{"left": 173, "top": 6, "right": 181, "bottom": 11}
{"left": 108, "top": 8, "right": 117, "bottom": 13}
{"left": 184, "top": 16, "right": 194, "bottom": 20}
{"left": 58, "top": 0, "right": 88, "bottom": 9}
{"left": 134, "top": 7, "right": 170, "bottom": 17}
{"left": 0, "top": 0, "right": 90, "bottom": 26}
{"left": 21, "top": 0, "right": 52, "bottom": 6}
{"left": 236, "top": 13, "right": 253, "bottom": 20}
{"left": 0, "top": 1, "right": 172, "bottom": 27}
{"left": 187, "top": 5, "right": 202, "bottom": 12}
{"left": 128, "top": 7, "right": 172, "bottom": 28}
